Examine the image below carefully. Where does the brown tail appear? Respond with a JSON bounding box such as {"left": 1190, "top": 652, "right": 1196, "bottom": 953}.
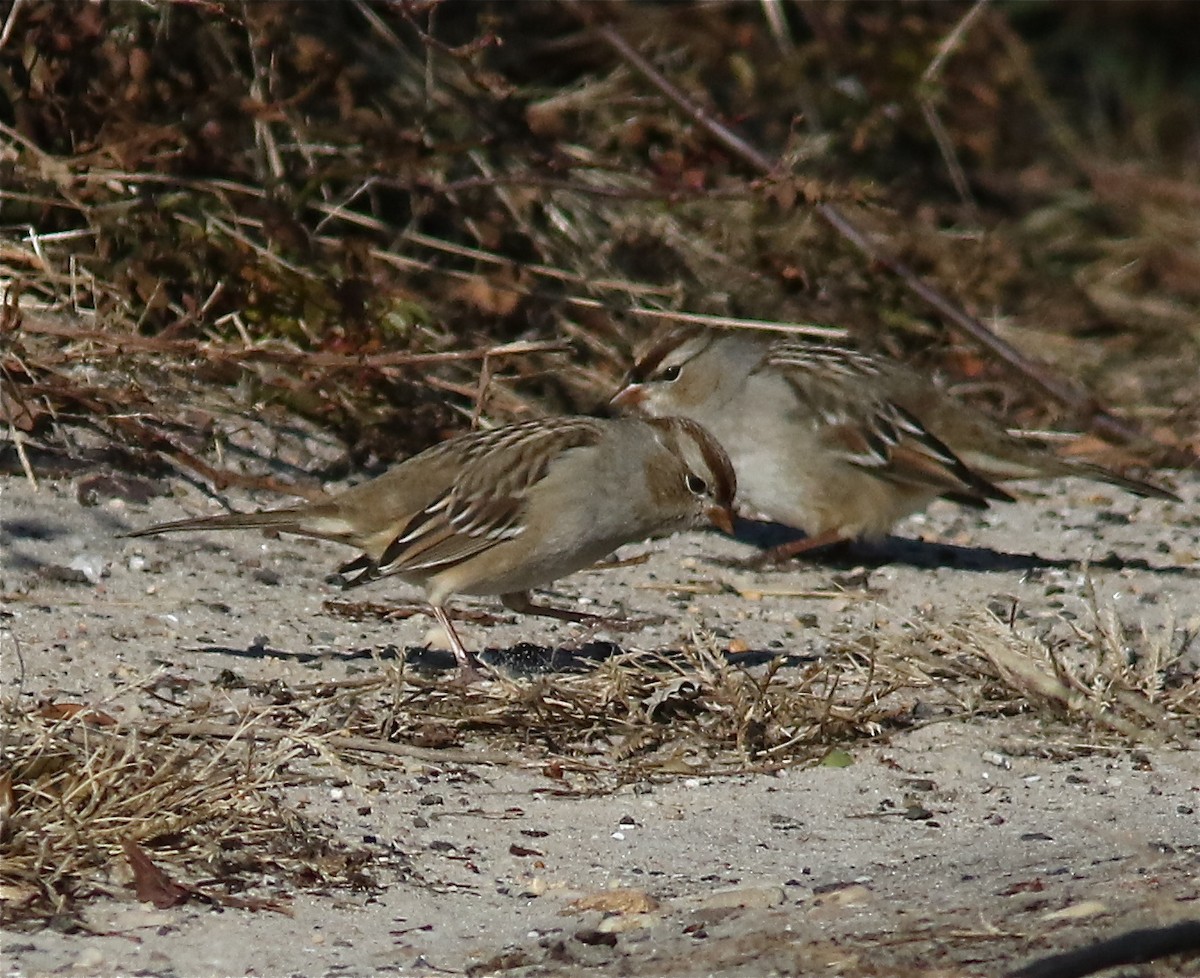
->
{"left": 1065, "top": 461, "right": 1180, "bottom": 502}
{"left": 963, "top": 440, "right": 1180, "bottom": 503}
{"left": 124, "top": 509, "right": 309, "bottom": 538}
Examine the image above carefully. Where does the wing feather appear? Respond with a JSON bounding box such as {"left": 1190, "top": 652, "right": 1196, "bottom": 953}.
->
{"left": 767, "top": 341, "right": 1012, "bottom": 504}
{"left": 366, "top": 417, "right": 606, "bottom": 579}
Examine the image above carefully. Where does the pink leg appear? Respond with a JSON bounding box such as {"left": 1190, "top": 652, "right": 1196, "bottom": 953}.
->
{"left": 432, "top": 605, "right": 487, "bottom": 683}
{"left": 741, "top": 528, "right": 848, "bottom": 568}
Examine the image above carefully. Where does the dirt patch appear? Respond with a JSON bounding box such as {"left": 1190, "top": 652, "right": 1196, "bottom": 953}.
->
{"left": 3, "top": 465, "right": 1197, "bottom": 977}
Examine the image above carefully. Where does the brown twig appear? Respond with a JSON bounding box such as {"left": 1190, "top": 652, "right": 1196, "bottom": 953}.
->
{"left": 1008, "top": 920, "right": 1200, "bottom": 978}
{"left": 163, "top": 720, "right": 522, "bottom": 766}
{"left": 17, "top": 316, "right": 570, "bottom": 371}
{"left": 592, "top": 22, "right": 1189, "bottom": 459}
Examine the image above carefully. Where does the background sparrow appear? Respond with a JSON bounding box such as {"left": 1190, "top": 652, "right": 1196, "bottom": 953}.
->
{"left": 612, "top": 328, "right": 1178, "bottom": 563}
{"left": 128, "top": 415, "right": 736, "bottom": 677}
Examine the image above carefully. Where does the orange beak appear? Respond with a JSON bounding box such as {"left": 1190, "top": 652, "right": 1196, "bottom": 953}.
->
{"left": 610, "top": 384, "right": 645, "bottom": 412}
{"left": 706, "top": 504, "right": 735, "bottom": 536}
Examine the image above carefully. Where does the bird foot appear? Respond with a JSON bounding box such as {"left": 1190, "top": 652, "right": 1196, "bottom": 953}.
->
{"left": 718, "top": 531, "right": 850, "bottom": 570}
{"left": 447, "top": 657, "right": 492, "bottom": 687}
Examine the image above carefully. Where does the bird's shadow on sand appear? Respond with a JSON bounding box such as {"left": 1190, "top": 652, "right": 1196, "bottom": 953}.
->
{"left": 727, "top": 518, "right": 1197, "bottom": 577}
{"left": 186, "top": 514, "right": 1193, "bottom": 679}
{"left": 192, "top": 638, "right": 812, "bottom": 679}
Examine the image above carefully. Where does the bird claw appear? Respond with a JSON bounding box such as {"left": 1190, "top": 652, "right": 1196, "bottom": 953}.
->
{"left": 718, "top": 531, "right": 849, "bottom": 570}
{"left": 448, "top": 660, "right": 490, "bottom": 687}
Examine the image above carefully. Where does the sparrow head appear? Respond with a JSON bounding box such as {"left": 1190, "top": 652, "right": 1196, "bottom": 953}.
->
{"left": 610, "top": 328, "right": 766, "bottom": 418}
{"left": 642, "top": 415, "right": 737, "bottom": 534}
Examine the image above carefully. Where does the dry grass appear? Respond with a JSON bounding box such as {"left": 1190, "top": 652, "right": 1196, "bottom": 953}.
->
{"left": 902, "top": 607, "right": 1199, "bottom": 747}
{"left": 1, "top": 686, "right": 383, "bottom": 929}
{"left": 4, "top": 590, "right": 1194, "bottom": 928}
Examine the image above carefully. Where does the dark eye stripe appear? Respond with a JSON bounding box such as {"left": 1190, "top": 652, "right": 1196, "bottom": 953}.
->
{"left": 627, "top": 329, "right": 696, "bottom": 383}
{"left": 673, "top": 418, "right": 737, "bottom": 508}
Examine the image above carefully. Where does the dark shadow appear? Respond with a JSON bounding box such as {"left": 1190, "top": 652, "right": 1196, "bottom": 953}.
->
{"left": 197, "top": 431, "right": 349, "bottom": 487}
{"left": 1, "top": 517, "right": 82, "bottom": 575}
{"left": 194, "top": 640, "right": 410, "bottom": 667}
{"left": 0, "top": 516, "right": 66, "bottom": 542}
{"left": 727, "top": 518, "right": 1198, "bottom": 577}
{"left": 188, "top": 638, "right": 810, "bottom": 678}
{"left": 3, "top": 508, "right": 187, "bottom": 576}
{"left": 470, "top": 642, "right": 817, "bottom": 678}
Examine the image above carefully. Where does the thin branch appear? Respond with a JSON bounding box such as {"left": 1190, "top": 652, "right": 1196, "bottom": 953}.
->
{"left": 0, "top": 0, "right": 26, "bottom": 50}
{"left": 919, "top": 99, "right": 977, "bottom": 212}
{"left": 17, "top": 316, "right": 570, "bottom": 370}
{"left": 923, "top": 0, "right": 990, "bottom": 83}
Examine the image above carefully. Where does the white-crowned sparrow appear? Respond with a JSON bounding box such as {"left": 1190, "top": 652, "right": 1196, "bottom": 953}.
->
{"left": 128, "top": 415, "right": 736, "bottom": 678}
{"left": 612, "top": 327, "right": 1178, "bottom": 563}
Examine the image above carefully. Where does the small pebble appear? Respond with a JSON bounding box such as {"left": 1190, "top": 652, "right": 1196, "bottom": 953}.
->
{"left": 73, "top": 948, "right": 106, "bottom": 971}
{"left": 68, "top": 554, "right": 107, "bottom": 584}
{"left": 691, "top": 884, "right": 787, "bottom": 911}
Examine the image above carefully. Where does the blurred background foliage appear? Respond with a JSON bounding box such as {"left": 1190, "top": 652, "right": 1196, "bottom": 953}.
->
{"left": 2, "top": 0, "right": 1197, "bottom": 476}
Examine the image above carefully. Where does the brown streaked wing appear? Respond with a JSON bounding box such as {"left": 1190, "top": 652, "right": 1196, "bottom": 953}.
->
{"left": 766, "top": 341, "right": 885, "bottom": 380}
{"left": 766, "top": 342, "right": 887, "bottom": 419}
{"left": 886, "top": 404, "right": 1014, "bottom": 502}
{"left": 768, "top": 341, "right": 1010, "bottom": 503}
{"left": 337, "top": 552, "right": 380, "bottom": 588}
{"left": 374, "top": 418, "right": 607, "bottom": 576}
{"left": 820, "top": 400, "right": 1012, "bottom": 502}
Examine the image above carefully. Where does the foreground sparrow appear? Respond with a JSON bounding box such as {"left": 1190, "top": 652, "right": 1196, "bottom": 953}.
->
{"left": 612, "top": 328, "right": 1178, "bottom": 563}
{"left": 128, "top": 415, "right": 736, "bottom": 678}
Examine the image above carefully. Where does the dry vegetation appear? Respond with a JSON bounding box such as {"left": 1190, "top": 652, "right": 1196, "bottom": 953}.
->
{"left": 4, "top": 592, "right": 1197, "bottom": 928}
{"left": 2, "top": 0, "right": 1198, "bottom": 932}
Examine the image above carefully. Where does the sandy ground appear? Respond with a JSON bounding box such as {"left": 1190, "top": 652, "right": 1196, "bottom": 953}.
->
{"left": 2, "top": 457, "right": 1199, "bottom": 977}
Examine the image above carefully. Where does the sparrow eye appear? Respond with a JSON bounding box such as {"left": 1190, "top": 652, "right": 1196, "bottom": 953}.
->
{"left": 685, "top": 473, "right": 708, "bottom": 495}
{"left": 660, "top": 365, "right": 682, "bottom": 382}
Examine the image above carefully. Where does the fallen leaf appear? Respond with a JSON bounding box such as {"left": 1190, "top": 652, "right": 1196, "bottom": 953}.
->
{"left": 123, "top": 840, "right": 190, "bottom": 909}
{"left": 37, "top": 703, "right": 117, "bottom": 727}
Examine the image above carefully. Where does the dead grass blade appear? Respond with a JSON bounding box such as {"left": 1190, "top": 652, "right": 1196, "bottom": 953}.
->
{"left": 0, "top": 695, "right": 373, "bottom": 928}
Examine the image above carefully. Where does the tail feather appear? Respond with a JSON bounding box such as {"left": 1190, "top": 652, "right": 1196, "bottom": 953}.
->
{"left": 336, "top": 553, "right": 381, "bottom": 588}
{"left": 961, "top": 439, "right": 1180, "bottom": 503}
{"left": 124, "top": 509, "right": 309, "bottom": 538}
{"left": 1068, "top": 462, "right": 1180, "bottom": 502}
